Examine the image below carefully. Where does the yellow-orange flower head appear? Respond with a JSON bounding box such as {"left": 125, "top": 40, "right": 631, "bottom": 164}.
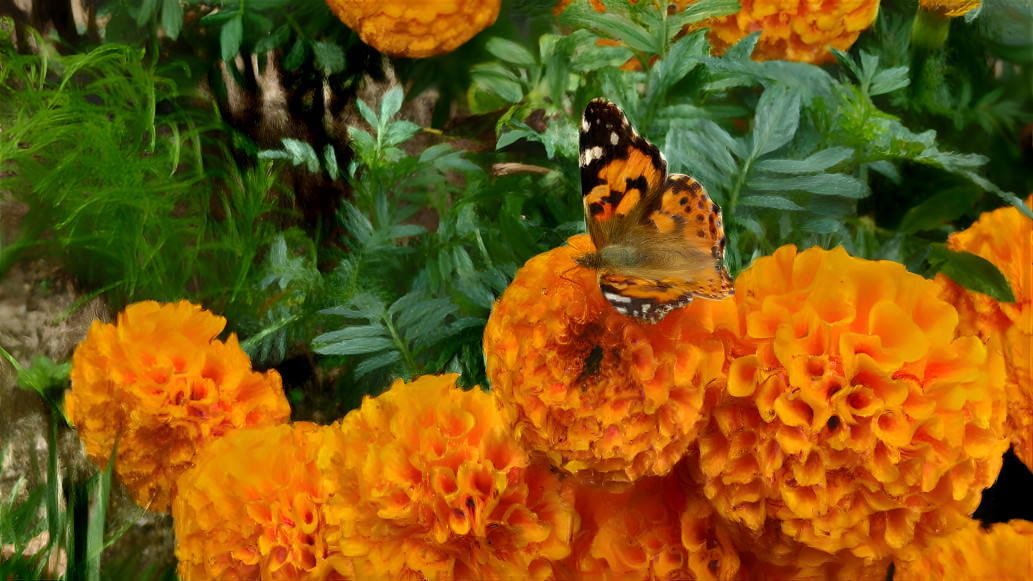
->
{"left": 324, "top": 0, "right": 500, "bottom": 58}
{"left": 894, "top": 519, "right": 1033, "bottom": 579}
{"left": 697, "top": 245, "right": 1008, "bottom": 565}
{"left": 701, "top": 0, "right": 881, "bottom": 64}
{"left": 322, "top": 374, "right": 576, "bottom": 580}
{"left": 173, "top": 422, "right": 349, "bottom": 580}
{"left": 936, "top": 195, "right": 1033, "bottom": 472}
{"left": 484, "top": 235, "right": 740, "bottom": 485}
{"left": 65, "top": 300, "right": 291, "bottom": 512}
{"left": 566, "top": 461, "right": 741, "bottom": 580}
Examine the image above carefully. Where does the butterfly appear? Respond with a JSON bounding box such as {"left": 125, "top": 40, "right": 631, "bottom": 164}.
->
{"left": 573, "top": 98, "right": 734, "bottom": 323}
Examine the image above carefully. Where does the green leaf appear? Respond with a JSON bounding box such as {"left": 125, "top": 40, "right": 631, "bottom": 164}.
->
{"left": 282, "top": 37, "right": 307, "bottom": 71}
{"left": 930, "top": 245, "right": 1016, "bottom": 302}
{"left": 471, "top": 68, "right": 524, "bottom": 103}
{"left": 353, "top": 351, "right": 403, "bottom": 378}
{"left": 161, "top": 0, "right": 183, "bottom": 40}
{"left": 753, "top": 147, "right": 853, "bottom": 174}
{"left": 380, "top": 87, "right": 404, "bottom": 123}
{"left": 137, "top": 0, "right": 158, "bottom": 26}
{"left": 16, "top": 356, "right": 71, "bottom": 395}
{"left": 739, "top": 195, "right": 805, "bottom": 211}
{"left": 746, "top": 174, "right": 867, "bottom": 198}
{"left": 312, "top": 325, "right": 394, "bottom": 355}
{"left": 674, "top": 0, "right": 740, "bottom": 24}
{"left": 313, "top": 41, "right": 346, "bottom": 75}
{"left": 559, "top": 3, "right": 657, "bottom": 54}
{"left": 323, "top": 144, "right": 339, "bottom": 181}
{"left": 382, "top": 120, "right": 421, "bottom": 148}
{"left": 898, "top": 188, "right": 980, "bottom": 234}
{"left": 280, "top": 138, "right": 321, "bottom": 173}
{"left": 220, "top": 16, "right": 244, "bottom": 62}
{"left": 486, "top": 37, "right": 536, "bottom": 68}
{"left": 869, "top": 66, "right": 910, "bottom": 96}
{"left": 750, "top": 85, "right": 800, "bottom": 158}
{"left": 255, "top": 24, "right": 291, "bottom": 54}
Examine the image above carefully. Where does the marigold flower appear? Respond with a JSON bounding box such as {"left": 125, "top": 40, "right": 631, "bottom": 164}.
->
{"left": 173, "top": 422, "right": 349, "bottom": 580}
{"left": 324, "top": 0, "right": 500, "bottom": 58}
{"left": 696, "top": 245, "right": 1009, "bottom": 566}
{"left": 322, "top": 374, "right": 576, "bottom": 580}
{"left": 698, "top": 0, "right": 881, "bottom": 64}
{"left": 567, "top": 460, "right": 741, "bottom": 580}
{"left": 894, "top": 519, "right": 1033, "bottom": 580}
{"left": 483, "top": 235, "right": 739, "bottom": 485}
{"left": 936, "top": 195, "right": 1033, "bottom": 472}
{"left": 65, "top": 300, "right": 291, "bottom": 512}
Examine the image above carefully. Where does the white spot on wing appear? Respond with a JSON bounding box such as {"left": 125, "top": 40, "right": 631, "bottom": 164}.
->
{"left": 604, "top": 291, "right": 633, "bottom": 304}
{"left": 581, "top": 117, "right": 590, "bottom": 132}
{"left": 610, "top": 131, "right": 619, "bottom": 145}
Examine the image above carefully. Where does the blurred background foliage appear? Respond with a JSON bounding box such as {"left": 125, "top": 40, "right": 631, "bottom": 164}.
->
{"left": 1, "top": 0, "right": 1032, "bottom": 575}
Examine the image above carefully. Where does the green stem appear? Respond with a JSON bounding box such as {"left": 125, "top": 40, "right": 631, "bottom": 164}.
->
{"left": 0, "top": 343, "right": 24, "bottom": 373}
{"left": 384, "top": 316, "right": 417, "bottom": 376}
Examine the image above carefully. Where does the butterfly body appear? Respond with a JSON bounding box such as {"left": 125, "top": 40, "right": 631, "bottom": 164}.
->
{"left": 576, "top": 99, "right": 734, "bottom": 323}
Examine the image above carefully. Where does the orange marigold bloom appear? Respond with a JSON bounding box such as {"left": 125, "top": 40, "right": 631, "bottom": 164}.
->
{"left": 894, "top": 519, "right": 1033, "bottom": 580}
{"left": 936, "top": 195, "right": 1033, "bottom": 472}
{"left": 483, "top": 235, "right": 739, "bottom": 485}
{"left": 567, "top": 460, "right": 741, "bottom": 580}
{"left": 324, "top": 0, "right": 500, "bottom": 58}
{"left": 698, "top": 0, "right": 881, "bottom": 64}
{"left": 65, "top": 300, "right": 291, "bottom": 512}
{"left": 696, "top": 245, "right": 1009, "bottom": 566}
{"left": 173, "top": 422, "right": 349, "bottom": 580}
{"left": 322, "top": 374, "right": 576, "bottom": 580}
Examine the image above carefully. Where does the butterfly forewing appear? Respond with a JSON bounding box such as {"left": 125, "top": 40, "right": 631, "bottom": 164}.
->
{"left": 579, "top": 99, "right": 667, "bottom": 247}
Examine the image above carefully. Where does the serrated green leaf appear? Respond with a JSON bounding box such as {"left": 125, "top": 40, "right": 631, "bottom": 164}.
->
{"left": 747, "top": 173, "right": 867, "bottom": 198}
{"left": 673, "top": 0, "right": 740, "bottom": 25}
{"left": 313, "top": 41, "right": 345, "bottom": 75}
{"left": 313, "top": 326, "right": 394, "bottom": 355}
{"left": 739, "top": 195, "right": 805, "bottom": 211}
{"left": 869, "top": 66, "right": 910, "bottom": 96}
{"left": 750, "top": 85, "right": 800, "bottom": 158}
{"left": 281, "top": 138, "right": 320, "bottom": 173}
{"left": 931, "top": 245, "right": 1016, "bottom": 302}
{"left": 380, "top": 87, "right": 404, "bottom": 122}
{"left": 486, "top": 37, "right": 536, "bottom": 68}
{"left": 382, "top": 120, "right": 421, "bottom": 148}
{"left": 161, "top": 0, "right": 183, "bottom": 39}
{"left": 721, "top": 31, "right": 760, "bottom": 62}
{"left": 220, "top": 16, "right": 243, "bottom": 62}
{"left": 471, "top": 68, "right": 524, "bottom": 104}
{"left": 347, "top": 127, "right": 376, "bottom": 160}
{"left": 753, "top": 147, "right": 853, "bottom": 174}
{"left": 559, "top": 3, "right": 657, "bottom": 54}
{"left": 354, "top": 351, "right": 404, "bottom": 378}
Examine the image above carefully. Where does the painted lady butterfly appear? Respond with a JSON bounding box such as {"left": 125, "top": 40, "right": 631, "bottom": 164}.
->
{"left": 574, "top": 98, "right": 734, "bottom": 323}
